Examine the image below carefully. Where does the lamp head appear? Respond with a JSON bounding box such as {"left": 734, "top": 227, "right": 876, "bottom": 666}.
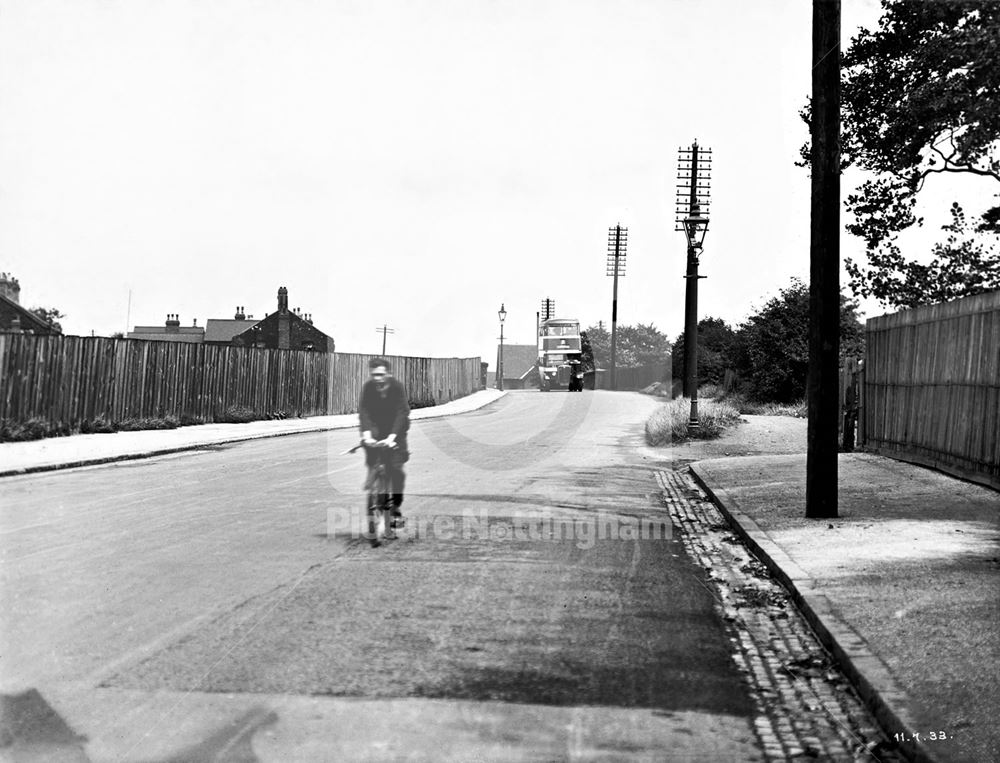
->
{"left": 683, "top": 203, "right": 709, "bottom": 250}
{"left": 498, "top": 303, "right": 507, "bottom": 323}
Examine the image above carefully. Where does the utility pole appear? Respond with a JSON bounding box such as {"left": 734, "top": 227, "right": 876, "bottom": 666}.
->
{"left": 676, "top": 141, "right": 712, "bottom": 429}
{"left": 606, "top": 224, "right": 627, "bottom": 390}
{"left": 375, "top": 324, "right": 395, "bottom": 355}
{"left": 806, "top": 0, "right": 841, "bottom": 519}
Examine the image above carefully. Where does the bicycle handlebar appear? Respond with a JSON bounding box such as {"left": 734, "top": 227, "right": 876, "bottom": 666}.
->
{"left": 341, "top": 439, "right": 397, "bottom": 455}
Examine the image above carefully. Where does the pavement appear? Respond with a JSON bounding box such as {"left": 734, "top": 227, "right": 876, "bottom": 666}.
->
{"left": 2, "top": 399, "right": 998, "bottom": 762}
{"left": 685, "top": 433, "right": 1000, "bottom": 763}
{"left": 0, "top": 388, "right": 506, "bottom": 477}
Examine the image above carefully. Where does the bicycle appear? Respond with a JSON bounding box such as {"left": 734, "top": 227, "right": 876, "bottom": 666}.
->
{"left": 345, "top": 440, "right": 397, "bottom": 547}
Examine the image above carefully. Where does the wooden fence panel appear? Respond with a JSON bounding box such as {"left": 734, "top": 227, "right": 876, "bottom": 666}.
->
{"left": 0, "top": 334, "right": 479, "bottom": 436}
{"left": 863, "top": 290, "right": 1000, "bottom": 490}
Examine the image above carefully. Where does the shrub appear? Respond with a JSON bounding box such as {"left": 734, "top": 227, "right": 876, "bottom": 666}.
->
{"left": 217, "top": 405, "right": 257, "bottom": 424}
{"left": 80, "top": 417, "right": 117, "bottom": 434}
{"left": 644, "top": 397, "right": 742, "bottom": 445}
{"left": 118, "top": 416, "right": 181, "bottom": 431}
{"left": 698, "top": 384, "right": 722, "bottom": 400}
{"left": 0, "top": 417, "right": 52, "bottom": 442}
{"left": 726, "top": 395, "right": 807, "bottom": 417}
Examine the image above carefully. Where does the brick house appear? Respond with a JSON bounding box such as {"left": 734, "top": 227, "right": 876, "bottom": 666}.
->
{"left": 231, "top": 287, "right": 335, "bottom": 351}
{"left": 0, "top": 272, "right": 62, "bottom": 334}
{"left": 204, "top": 306, "right": 261, "bottom": 346}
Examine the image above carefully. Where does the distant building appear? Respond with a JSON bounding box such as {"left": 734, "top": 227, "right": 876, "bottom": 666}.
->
{"left": 0, "top": 272, "right": 61, "bottom": 335}
{"left": 492, "top": 343, "right": 539, "bottom": 389}
{"left": 127, "top": 314, "right": 205, "bottom": 343}
{"left": 230, "top": 287, "right": 335, "bottom": 351}
{"left": 204, "top": 306, "right": 261, "bottom": 346}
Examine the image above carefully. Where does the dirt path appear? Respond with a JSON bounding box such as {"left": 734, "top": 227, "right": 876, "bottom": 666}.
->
{"left": 644, "top": 414, "right": 808, "bottom": 467}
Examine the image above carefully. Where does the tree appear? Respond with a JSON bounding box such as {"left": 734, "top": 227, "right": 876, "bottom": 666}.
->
{"left": 847, "top": 203, "right": 1000, "bottom": 308}
{"left": 582, "top": 322, "right": 670, "bottom": 370}
{"left": 732, "top": 279, "right": 864, "bottom": 403}
{"left": 801, "top": 1, "right": 1000, "bottom": 308}
{"left": 29, "top": 306, "right": 65, "bottom": 333}
{"left": 671, "top": 317, "right": 736, "bottom": 387}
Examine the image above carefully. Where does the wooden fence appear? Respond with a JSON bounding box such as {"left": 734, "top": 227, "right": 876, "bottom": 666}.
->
{"left": 839, "top": 356, "right": 863, "bottom": 451}
{"left": 0, "top": 334, "right": 480, "bottom": 432}
{"left": 596, "top": 364, "right": 669, "bottom": 391}
{"left": 862, "top": 290, "right": 1000, "bottom": 490}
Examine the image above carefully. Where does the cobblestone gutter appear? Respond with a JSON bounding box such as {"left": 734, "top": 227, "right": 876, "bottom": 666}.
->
{"left": 657, "top": 468, "right": 906, "bottom": 763}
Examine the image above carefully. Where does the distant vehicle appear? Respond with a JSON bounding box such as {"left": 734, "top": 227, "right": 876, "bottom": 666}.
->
{"left": 537, "top": 317, "right": 584, "bottom": 392}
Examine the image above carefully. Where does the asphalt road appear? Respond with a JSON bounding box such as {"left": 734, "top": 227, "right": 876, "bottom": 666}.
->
{"left": 1, "top": 390, "right": 763, "bottom": 761}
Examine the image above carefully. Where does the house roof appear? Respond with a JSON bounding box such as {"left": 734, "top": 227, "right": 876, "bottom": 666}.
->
{"left": 0, "top": 293, "right": 59, "bottom": 333}
{"left": 496, "top": 344, "right": 538, "bottom": 379}
{"left": 204, "top": 318, "right": 260, "bottom": 343}
{"left": 127, "top": 326, "right": 205, "bottom": 343}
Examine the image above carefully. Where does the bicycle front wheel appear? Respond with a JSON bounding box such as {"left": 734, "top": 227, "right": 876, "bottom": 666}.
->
{"left": 367, "top": 496, "right": 386, "bottom": 547}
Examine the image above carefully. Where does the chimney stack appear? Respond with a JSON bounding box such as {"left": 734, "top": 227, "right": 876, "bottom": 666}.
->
{"left": 165, "top": 313, "right": 180, "bottom": 333}
{"left": 277, "top": 287, "right": 288, "bottom": 314}
{"left": 235, "top": 305, "right": 245, "bottom": 320}
{"left": 0, "top": 272, "right": 21, "bottom": 305}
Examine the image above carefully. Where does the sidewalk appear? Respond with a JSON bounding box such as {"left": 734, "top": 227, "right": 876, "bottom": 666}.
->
{"left": 690, "top": 452, "right": 1000, "bottom": 763}
{"left": 0, "top": 389, "right": 506, "bottom": 477}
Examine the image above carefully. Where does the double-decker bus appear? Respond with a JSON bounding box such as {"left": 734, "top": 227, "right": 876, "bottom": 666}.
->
{"left": 537, "top": 317, "right": 583, "bottom": 391}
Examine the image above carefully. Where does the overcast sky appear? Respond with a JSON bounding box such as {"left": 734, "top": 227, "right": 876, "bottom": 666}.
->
{"left": 2, "top": 0, "right": 977, "bottom": 362}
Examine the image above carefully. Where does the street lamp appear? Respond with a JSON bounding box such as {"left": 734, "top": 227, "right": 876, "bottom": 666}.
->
{"left": 682, "top": 203, "right": 710, "bottom": 432}
{"left": 497, "top": 303, "right": 507, "bottom": 391}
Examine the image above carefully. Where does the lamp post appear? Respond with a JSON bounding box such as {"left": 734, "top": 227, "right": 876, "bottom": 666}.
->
{"left": 497, "top": 303, "right": 507, "bottom": 391}
{"left": 682, "top": 203, "right": 709, "bottom": 431}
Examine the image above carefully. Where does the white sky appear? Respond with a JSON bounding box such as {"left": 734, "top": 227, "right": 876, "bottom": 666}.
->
{"left": 1, "top": 0, "right": 979, "bottom": 362}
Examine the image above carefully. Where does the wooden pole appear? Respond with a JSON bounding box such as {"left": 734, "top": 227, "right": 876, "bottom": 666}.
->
{"left": 806, "top": 0, "right": 841, "bottom": 518}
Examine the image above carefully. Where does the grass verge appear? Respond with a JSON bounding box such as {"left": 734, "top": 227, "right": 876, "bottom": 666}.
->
{"left": 645, "top": 397, "right": 742, "bottom": 445}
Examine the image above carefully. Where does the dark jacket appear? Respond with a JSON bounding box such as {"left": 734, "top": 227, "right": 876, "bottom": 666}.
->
{"left": 359, "top": 377, "right": 410, "bottom": 441}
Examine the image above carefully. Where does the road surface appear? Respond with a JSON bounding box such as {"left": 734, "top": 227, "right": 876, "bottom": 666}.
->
{"left": 1, "top": 390, "right": 764, "bottom": 761}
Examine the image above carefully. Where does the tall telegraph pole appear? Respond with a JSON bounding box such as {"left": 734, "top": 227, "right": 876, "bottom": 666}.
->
{"left": 676, "top": 141, "right": 712, "bottom": 428}
{"left": 606, "top": 225, "right": 627, "bottom": 390}
{"left": 806, "top": 0, "right": 841, "bottom": 519}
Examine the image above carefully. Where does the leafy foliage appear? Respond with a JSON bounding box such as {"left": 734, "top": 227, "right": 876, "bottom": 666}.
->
{"left": 846, "top": 203, "right": 1000, "bottom": 308}
{"left": 671, "top": 317, "right": 737, "bottom": 386}
{"left": 582, "top": 322, "right": 670, "bottom": 370}
{"left": 28, "top": 306, "right": 65, "bottom": 333}
{"left": 731, "top": 279, "right": 865, "bottom": 403}
{"left": 800, "top": 0, "right": 1000, "bottom": 308}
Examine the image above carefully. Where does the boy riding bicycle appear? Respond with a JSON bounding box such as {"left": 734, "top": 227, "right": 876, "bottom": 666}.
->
{"left": 359, "top": 358, "right": 410, "bottom": 529}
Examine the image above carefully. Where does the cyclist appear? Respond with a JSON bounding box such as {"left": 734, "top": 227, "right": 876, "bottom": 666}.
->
{"left": 359, "top": 358, "right": 410, "bottom": 528}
